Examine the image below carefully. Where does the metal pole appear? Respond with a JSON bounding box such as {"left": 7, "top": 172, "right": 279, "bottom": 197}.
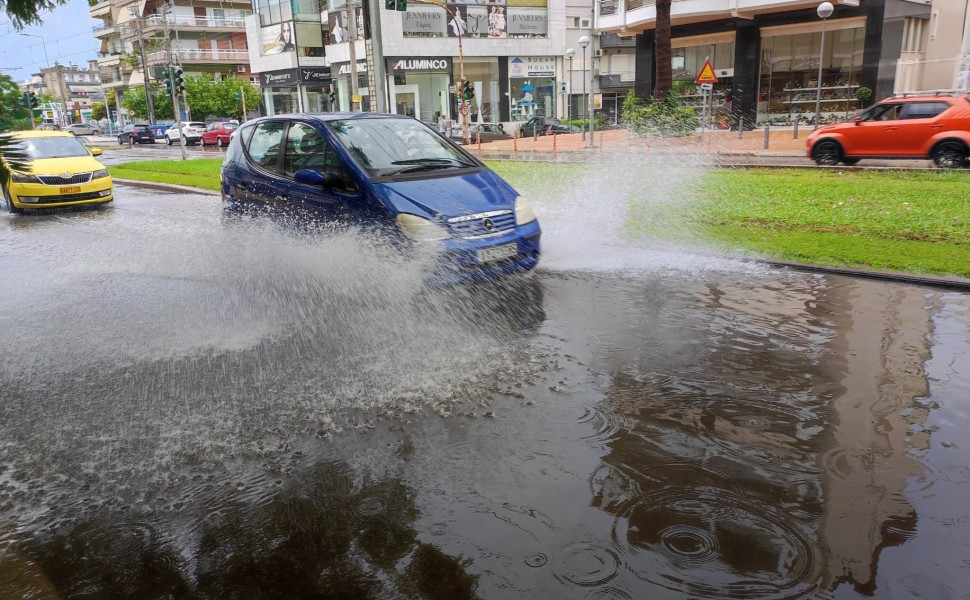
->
{"left": 588, "top": 6, "right": 596, "bottom": 149}
{"left": 241, "top": 85, "right": 247, "bottom": 120}
{"left": 567, "top": 56, "right": 573, "bottom": 122}
{"left": 581, "top": 47, "right": 586, "bottom": 142}
{"left": 348, "top": 3, "right": 360, "bottom": 112}
{"left": 131, "top": 9, "right": 156, "bottom": 124}
{"left": 814, "top": 17, "right": 828, "bottom": 129}
{"left": 456, "top": 11, "right": 469, "bottom": 145}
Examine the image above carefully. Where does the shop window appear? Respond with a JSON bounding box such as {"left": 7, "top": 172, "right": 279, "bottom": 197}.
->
{"left": 295, "top": 22, "right": 325, "bottom": 57}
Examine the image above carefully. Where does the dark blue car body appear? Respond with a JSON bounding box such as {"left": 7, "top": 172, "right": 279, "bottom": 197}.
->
{"left": 220, "top": 113, "right": 540, "bottom": 284}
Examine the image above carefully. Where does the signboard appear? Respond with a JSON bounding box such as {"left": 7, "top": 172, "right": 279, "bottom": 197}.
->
{"left": 352, "top": 95, "right": 362, "bottom": 103}
{"left": 300, "top": 67, "right": 332, "bottom": 83}
{"left": 694, "top": 58, "right": 718, "bottom": 85}
{"left": 261, "top": 22, "right": 296, "bottom": 56}
{"left": 461, "top": 104, "right": 469, "bottom": 116}
{"left": 507, "top": 8, "right": 547, "bottom": 37}
{"left": 509, "top": 56, "right": 555, "bottom": 78}
{"left": 402, "top": 6, "right": 447, "bottom": 37}
{"left": 593, "top": 93, "right": 602, "bottom": 110}
{"left": 700, "top": 82, "right": 713, "bottom": 91}
{"left": 260, "top": 68, "right": 300, "bottom": 87}
{"left": 387, "top": 57, "right": 452, "bottom": 73}
{"left": 333, "top": 61, "right": 368, "bottom": 76}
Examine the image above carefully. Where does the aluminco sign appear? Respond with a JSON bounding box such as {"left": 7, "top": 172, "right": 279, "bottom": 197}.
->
{"left": 394, "top": 59, "right": 448, "bottom": 71}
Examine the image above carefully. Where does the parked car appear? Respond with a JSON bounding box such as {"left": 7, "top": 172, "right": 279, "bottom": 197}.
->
{"left": 1, "top": 131, "right": 113, "bottom": 213}
{"left": 148, "top": 124, "right": 169, "bottom": 140}
{"left": 201, "top": 121, "right": 238, "bottom": 147}
{"left": 165, "top": 122, "right": 207, "bottom": 146}
{"left": 221, "top": 114, "right": 540, "bottom": 284}
{"left": 65, "top": 123, "right": 100, "bottom": 136}
{"left": 517, "top": 117, "right": 580, "bottom": 138}
{"left": 450, "top": 122, "right": 512, "bottom": 144}
{"left": 806, "top": 93, "right": 970, "bottom": 168}
{"left": 36, "top": 123, "right": 60, "bottom": 131}
{"left": 118, "top": 124, "right": 155, "bottom": 145}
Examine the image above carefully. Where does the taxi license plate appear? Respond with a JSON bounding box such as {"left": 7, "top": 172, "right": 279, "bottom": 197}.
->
{"left": 477, "top": 243, "right": 518, "bottom": 264}
{"left": 59, "top": 186, "right": 81, "bottom": 194}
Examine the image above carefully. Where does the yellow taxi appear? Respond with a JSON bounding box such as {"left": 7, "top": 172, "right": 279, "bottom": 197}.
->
{"left": 2, "top": 131, "right": 113, "bottom": 213}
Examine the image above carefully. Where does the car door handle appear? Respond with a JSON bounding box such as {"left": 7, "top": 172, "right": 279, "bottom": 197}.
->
{"left": 930, "top": 125, "right": 944, "bottom": 129}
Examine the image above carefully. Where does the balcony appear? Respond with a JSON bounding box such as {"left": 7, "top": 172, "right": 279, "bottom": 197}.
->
{"left": 89, "top": 0, "right": 111, "bottom": 17}
{"left": 599, "top": 71, "right": 636, "bottom": 88}
{"left": 97, "top": 52, "right": 123, "bottom": 66}
{"left": 92, "top": 23, "right": 119, "bottom": 38}
{"left": 138, "top": 13, "right": 248, "bottom": 35}
{"left": 144, "top": 48, "right": 250, "bottom": 65}
{"left": 600, "top": 32, "right": 636, "bottom": 49}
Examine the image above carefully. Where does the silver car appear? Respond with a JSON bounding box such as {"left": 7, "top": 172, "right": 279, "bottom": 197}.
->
{"left": 65, "top": 123, "right": 101, "bottom": 136}
{"left": 164, "top": 122, "right": 207, "bottom": 146}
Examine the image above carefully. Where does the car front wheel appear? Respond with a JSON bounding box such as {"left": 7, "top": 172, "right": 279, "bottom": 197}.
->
{"left": 3, "top": 186, "right": 22, "bottom": 214}
{"left": 811, "top": 140, "right": 842, "bottom": 166}
{"left": 166, "top": 136, "right": 172, "bottom": 146}
{"left": 931, "top": 141, "right": 968, "bottom": 169}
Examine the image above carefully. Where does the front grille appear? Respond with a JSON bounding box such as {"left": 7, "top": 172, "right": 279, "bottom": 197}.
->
{"left": 38, "top": 173, "right": 93, "bottom": 186}
{"left": 31, "top": 190, "right": 109, "bottom": 204}
{"left": 447, "top": 210, "right": 515, "bottom": 238}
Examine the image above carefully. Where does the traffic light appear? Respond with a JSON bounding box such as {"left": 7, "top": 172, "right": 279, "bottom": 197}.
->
{"left": 174, "top": 68, "right": 184, "bottom": 94}
{"left": 462, "top": 80, "right": 473, "bottom": 101}
{"left": 234, "top": 91, "right": 242, "bottom": 101}
{"left": 29, "top": 91, "right": 37, "bottom": 108}
{"left": 395, "top": 0, "right": 406, "bottom": 10}
{"left": 19, "top": 92, "right": 29, "bottom": 108}
{"left": 162, "top": 67, "right": 173, "bottom": 95}
{"left": 385, "top": 0, "right": 394, "bottom": 8}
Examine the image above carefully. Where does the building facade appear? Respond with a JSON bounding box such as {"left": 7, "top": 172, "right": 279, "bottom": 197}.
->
{"left": 20, "top": 61, "right": 105, "bottom": 126}
{"left": 597, "top": 0, "right": 969, "bottom": 127}
{"left": 90, "top": 0, "right": 253, "bottom": 122}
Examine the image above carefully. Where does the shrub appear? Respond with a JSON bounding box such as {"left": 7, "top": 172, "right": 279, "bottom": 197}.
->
{"left": 623, "top": 90, "right": 697, "bottom": 137}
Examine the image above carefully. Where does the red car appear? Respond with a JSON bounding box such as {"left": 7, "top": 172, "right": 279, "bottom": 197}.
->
{"left": 200, "top": 121, "right": 238, "bottom": 148}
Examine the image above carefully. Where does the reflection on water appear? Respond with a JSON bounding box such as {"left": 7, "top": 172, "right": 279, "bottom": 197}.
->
{"left": 1, "top": 190, "right": 969, "bottom": 598}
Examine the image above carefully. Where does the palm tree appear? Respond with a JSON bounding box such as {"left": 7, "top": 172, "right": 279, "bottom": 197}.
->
{"left": 0, "top": 134, "right": 30, "bottom": 194}
{"left": 654, "top": 0, "right": 673, "bottom": 98}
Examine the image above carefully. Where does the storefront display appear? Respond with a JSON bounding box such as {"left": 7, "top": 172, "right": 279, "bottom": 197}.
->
{"left": 387, "top": 57, "right": 452, "bottom": 123}
{"left": 757, "top": 18, "right": 866, "bottom": 126}
{"left": 667, "top": 33, "right": 735, "bottom": 118}
{"left": 332, "top": 60, "right": 370, "bottom": 112}
{"left": 508, "top": 57, "right": 555, "bottom": 121}
{"left": 459, "top": 58, "right": 500, "bottom": 124}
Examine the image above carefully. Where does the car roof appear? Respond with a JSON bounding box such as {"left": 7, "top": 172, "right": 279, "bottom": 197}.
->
{"left": 881, "top": 94, "right": 967, "bottom": 103}
{"left": 244, "top": 112, "right": 416, "bottom": 126}
{"left": 7, "top": 130, "right": 74, "bottom": 139}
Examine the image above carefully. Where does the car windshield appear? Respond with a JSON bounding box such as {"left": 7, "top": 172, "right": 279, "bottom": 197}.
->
{"left": 327, "top": 118, "right": 475, "bottom": 176}
{"left": 189, "top": 122, "right": 206, "bottom": 128}
{"left": 19, "top": 136, "right": 91, "bottom": 159}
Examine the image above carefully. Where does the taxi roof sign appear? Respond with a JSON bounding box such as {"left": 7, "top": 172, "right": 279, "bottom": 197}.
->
{"left": 694, "top": 59, "right": 718, "bottom": 85}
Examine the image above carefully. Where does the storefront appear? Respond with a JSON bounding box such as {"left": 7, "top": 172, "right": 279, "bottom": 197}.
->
{"left": 299, "top": 67, "right": 333, "bottom": 113}
{"left": 260, "top": 68, "right": 301, "bottom": 115}
{"left": 757, "top": 18, "right": 867, "bottom": 126}
{"left": 669, "top": 32, "right": 735, "bottom": 120}
{"left": 508, "top": 56, "right": 556, "bottom": 122}
{"left": 386, "top": 57, "right": 452, "bottom": 123}
{"left": 332, "top": 60, "right": 370, "bottom": 112}
{"left": 457, "top": 57, "right": 501, "bottom": 124}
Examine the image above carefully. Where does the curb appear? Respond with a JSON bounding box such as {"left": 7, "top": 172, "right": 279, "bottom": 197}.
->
{"left": 113, "top": 178, "right": 220, "bottom": 196}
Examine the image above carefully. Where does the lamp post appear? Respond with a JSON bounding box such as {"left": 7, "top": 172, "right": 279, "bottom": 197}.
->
{"left": 21, "top": 33, "right": 52, "bottom": 126}
{"left": 814, "top": 1, "right": 834, "bottom": 130}
{"left": 579, "top": 35, "right": 590, "bottom": 142}
{"left": 565, "top": 48, "right": 575, "bottom": 122}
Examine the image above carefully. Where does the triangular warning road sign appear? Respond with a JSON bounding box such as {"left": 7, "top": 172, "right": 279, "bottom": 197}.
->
{"left": 694, "top": 59, "right": 718, "bottom": 85}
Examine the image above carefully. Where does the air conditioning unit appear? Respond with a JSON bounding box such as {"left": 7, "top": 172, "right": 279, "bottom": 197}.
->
{"left": 236, "top": 65, "right": 247, "bottom": 73}
{"left": 594, "top": 49, "right": 604, "bottom": 57}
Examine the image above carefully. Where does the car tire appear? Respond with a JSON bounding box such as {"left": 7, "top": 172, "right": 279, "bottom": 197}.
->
{"left": 3, "top": 185, "right": 22, "bottom": 214}
{"left": 201, "top": 138, "right": 207, "bottom": 147}
{"left": 841, "top": 157, "right": 861, "bottom": 166}
{"left": 217, "top": 137, "right": 224, "bottom": 148}
{"left": 811, "top": 140, "right": 842, "bottom": 166}
{"left": 118, "top": 136, "right": 124, "bottom": 145}
{"left": 166, "top": 136, "right": 172, "bottom": 146}
{"left": 931, "top": 141, "right": 967, "bottom": 169}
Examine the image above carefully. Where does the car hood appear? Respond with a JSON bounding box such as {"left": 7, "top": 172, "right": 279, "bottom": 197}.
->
{"left": 22, "top": 156, "right": 105, "bottom": 175}
{"left": 375, "top": 169, "right": 518, "bottom": 220}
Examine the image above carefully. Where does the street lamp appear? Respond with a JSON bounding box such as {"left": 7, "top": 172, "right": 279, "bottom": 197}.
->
{"left": 565, "top": 48, "right": 575, "bottom": 122}
{"left": 814, "top": 1, "right": 834, "bottom": 130}
{"left": 579, "top": 35, "right": 590, "bottom": 142}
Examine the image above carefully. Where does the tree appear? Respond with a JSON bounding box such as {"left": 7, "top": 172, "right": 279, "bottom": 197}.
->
{"left": 90, "top": 101, "right": 107, "bottom": 121}
{"left": 1, "top": 0, "right": 69, "bottom": 29}
{"left": 654, "top": 0, "right": 672, "bottom": 98}
{"left": 0, "top": 74, "right": 32, "bottom": 131}
{"left": 184, "top": 76, "right": 260, "bottom": 121}
{"left": 122, "top": 85, "right": 172, "bottom": 121}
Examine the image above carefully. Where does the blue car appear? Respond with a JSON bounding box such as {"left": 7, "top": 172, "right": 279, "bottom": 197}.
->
{"left": 148, "top": 124, "right": 169, "bottom": 140}
{"left": 220, "top": 113, "right": 540, "bottom": 283}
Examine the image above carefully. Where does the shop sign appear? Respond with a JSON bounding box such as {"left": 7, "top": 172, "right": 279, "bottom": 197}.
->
{"left": 403, "top": 7, "right": 447, "bottom": 36}
{"left": 507, "top": 8, "right": 547, "bottom": 36}
{"left": 509, "top": 56, "right": 555, "bottom": 78}
{"left": 333, "top": 61, "right": 368, "bottom": 76}
{"left": 387, "top": 57, "right": 452, "bottom": 73}
{"left": 300, "top": 67, "right": 332, "bottom": 83}
{"left": 260, "top": 69, "right": 300, "bottom": 87}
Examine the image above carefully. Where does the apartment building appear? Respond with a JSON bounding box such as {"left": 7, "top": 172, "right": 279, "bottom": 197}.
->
{"left": 20, "top": 61, "right": 105, "bottom": 126}
{"left": 597, "top": 0, "right": 969, "bottom": 127}
{"left": 90, "top": 0, "right": 254, "bottom": 113}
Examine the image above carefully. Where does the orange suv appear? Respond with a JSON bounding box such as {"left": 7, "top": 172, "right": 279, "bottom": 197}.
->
{"left": 806, "top": 94, "right": 970, "bottom": 167}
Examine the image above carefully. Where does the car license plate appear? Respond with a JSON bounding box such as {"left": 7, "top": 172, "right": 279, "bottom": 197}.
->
{"left": 59, "top": 186, "right": 81, "bottom": 194}
{"left": 477, "top": 243, "right": 518, "bottom": 263}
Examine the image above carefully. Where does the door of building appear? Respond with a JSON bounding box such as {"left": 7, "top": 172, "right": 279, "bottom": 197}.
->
{"left": 395, "top": 85, "right": 420, "bottom": 119}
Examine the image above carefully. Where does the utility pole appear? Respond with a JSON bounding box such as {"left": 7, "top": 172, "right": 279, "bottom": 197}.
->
{"left": 348, "top": 1, "right": 360, "bottom": 111}
{"left": 365, "top": 0, "right": 387, "bottom": 112}
{"left": 588, "top": 3, "right": 596, "bottom": 148}
{"left": 130, "top": 7, "right": 156, "bottom": 124}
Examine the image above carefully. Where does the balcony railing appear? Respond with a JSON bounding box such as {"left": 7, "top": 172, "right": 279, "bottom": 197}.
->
{"left": 626, "top": 0, "right": 654, "bottom": 10}
{"left": 600, "top": 32, "right": 636, "bottom": 48}
{"left": 144, "top": 48, "right": 250, "bottom": 64}
{"left": 599, "top": 72, "right": 636, "bottom": 88}
{"left": 601, "top": 0, "right": 619, "bottom": 15}
{"left": 141, "top": 14, "right": 248, "bottom": 29}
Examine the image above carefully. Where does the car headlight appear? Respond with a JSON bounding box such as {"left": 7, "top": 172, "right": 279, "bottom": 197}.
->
{"left": 396, "top": 213, "right": 451, "bottom": 241}
{"left": 515, "top": 197, "right": 537, "bottom": 225}
{"left": 11, "top": 172, "right": 38, "bottom": 183}
{"left": 91, "top": 169, "right": 110, "bottom": 179}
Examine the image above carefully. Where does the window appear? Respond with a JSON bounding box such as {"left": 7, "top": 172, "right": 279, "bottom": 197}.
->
{"left": 284, "top": 122, "right": 326, "bottom": 175}
{"left": 246, "top": 121, "right": 285, "bottom": 172}
{"left": 865, "top": 103, "right": 902, "bottom": 121}
{"left": 899, "top": 102, "right": 949, "bottom": 120}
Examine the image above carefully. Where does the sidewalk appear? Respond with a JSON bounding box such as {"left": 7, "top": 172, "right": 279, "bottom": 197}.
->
{"left": 467, "top": 127, "right": 809, "bottom": 160}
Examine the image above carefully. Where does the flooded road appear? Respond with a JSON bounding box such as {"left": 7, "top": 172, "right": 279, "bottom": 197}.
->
{"left": 1, "top": 187, "right": 968, "bottom": 599}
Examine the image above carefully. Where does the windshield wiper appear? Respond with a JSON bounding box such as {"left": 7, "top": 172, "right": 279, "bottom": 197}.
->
{"left": 390, "top": 158, "right": 476, "bottom": 168}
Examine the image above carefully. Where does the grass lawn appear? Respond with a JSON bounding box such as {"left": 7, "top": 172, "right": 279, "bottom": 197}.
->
{"left": 108, "top": 158, "right": 969, "bottom": 278}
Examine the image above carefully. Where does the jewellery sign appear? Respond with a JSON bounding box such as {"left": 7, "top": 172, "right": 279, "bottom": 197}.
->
{"left": 260, "top": 69, "right": 300, "bottom": 87}
{"left": 403, "top": 6, "right": 447, "bottom": 37}
{"left": 509, "top": 56, "right": 555, "bottom": 78}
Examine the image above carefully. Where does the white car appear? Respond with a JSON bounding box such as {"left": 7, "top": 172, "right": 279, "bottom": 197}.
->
{"left": 164, "top": 122, "right": 206, "bottom": 146}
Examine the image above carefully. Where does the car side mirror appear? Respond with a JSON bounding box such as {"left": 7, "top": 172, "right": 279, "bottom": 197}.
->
{"left": 294, "top": 169, "right": 330, "bottom": 186}
{"left": 853, "top": 116, "right": 862, "bottom": 125}
{"left": 90, "top": 148, "right": 102, "bottom": 156}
